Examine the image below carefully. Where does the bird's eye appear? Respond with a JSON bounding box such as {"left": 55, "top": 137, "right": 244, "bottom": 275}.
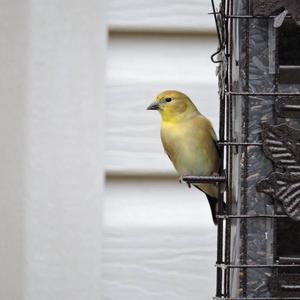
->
{"left": 165, "top": 97, "right": 172, "bottom": 102}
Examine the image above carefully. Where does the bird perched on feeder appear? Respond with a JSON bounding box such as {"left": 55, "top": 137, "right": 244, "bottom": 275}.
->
{"left": 147, "top": 90, "right": 223, "bottom": 225}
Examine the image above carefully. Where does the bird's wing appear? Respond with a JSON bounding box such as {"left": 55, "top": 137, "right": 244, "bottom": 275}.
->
{"left": 197, "top": 115, "right": 221, "bottom": 170}
{"left": 210, "top": 123, "right": 221, "bottom": 159}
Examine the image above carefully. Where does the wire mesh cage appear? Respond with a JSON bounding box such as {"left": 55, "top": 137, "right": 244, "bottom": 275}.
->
{"left": 183, "top": 0, "right": 300, "bottom": 299}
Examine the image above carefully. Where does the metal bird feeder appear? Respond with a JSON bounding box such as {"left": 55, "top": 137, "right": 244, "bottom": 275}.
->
{"left": 182, "top": 0, "right": 300, "bottom": 299}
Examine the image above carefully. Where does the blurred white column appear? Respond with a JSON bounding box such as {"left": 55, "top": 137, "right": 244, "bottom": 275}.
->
{"left": 0, "top": 1, "right": 106, "bottom": 299}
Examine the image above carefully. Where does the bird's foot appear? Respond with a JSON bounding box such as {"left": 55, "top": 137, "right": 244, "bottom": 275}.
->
{"left": 179, "top": 176, "right": 191, "bottom": 188}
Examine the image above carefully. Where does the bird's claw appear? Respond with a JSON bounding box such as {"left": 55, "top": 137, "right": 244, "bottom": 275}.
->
{"left": 179, "top": 176, "right": 191, "bottom": 188}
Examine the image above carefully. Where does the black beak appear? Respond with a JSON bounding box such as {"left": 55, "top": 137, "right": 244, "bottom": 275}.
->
{"left": 146, "top": 102, "right": 160, "bottom": 110}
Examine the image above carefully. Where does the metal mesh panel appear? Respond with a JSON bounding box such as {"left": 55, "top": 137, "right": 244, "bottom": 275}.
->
{"left": 183, "top": 0, "right": 300, "bottom": 299}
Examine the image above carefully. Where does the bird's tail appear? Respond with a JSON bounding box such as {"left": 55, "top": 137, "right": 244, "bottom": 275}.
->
{"left": 206, "top": 194, "right": 226, "bottom": 225}
{"left": 193, "top": 183, "right": 226, "bottom": 225}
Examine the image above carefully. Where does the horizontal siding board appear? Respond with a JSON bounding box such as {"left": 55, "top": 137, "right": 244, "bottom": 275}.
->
{"left": 106, "top": 33, "right": 219, "bottom": 174}
{"left": 107, "top": 33, "right": 218, "bottom": 84}
{"left": 109, "top": 0, "right": 216, "bottom": 33}
{"left": 103, "top": 229, "right": 216, "bottom": 300}
{"left": 104, "top": 177, "right": 216, "bottom": 300}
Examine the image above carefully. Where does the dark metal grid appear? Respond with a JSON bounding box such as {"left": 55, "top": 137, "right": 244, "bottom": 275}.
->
{"left": 217, "top": 214, "right": 288, "bottom": 219}
{"left": 216, "top": 264, "right": 300, "bottom": 269}
{"left": 224, "top": 0, "right": 233, "bottom": 295}
{"left": 272, "top": 20, "right": 280, "bottom": 300}
{"left": 225, "top": 15, "right": 294, "bottom": 20}
{"left": 215, "top": 297, "right": 300, "bottom": 300}
{"left": 228, "top": 92, "right": 300, "bottom": 96}
{"left": 183, "top": 0, "right": 300, "bottom": 299}
{"left": 211, "top": 14, "right": 296, "bottom": 20}
{"left": 183, "top": 175, "right": 226, "bottom": 183}
{"left": 218, "top": 2, "right": 225, "bottom": 296}
{"left": 240, "top": 2, "right": 250, "bottom": 298}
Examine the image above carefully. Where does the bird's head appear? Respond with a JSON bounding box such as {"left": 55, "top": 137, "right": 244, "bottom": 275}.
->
{"left": 146, "top": 90, "right": 199, "bottom": 122}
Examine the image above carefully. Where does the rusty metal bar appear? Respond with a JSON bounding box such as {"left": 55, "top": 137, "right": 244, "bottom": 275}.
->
{"left": 182, "top": 175, "right": 226, "bottom": 184}
{"left": 240, "top": 10, "right": 250, "bottom": 297}
{"left": 224, "top": 0, "right": 233, "bottom": 295}
{"left": 216, "top": 264, "right": 300, "bottom": 269}
{"left": 218, "top": 141, "right": 300, "bottom": 147}
{"left": 214, "top": 297, "right": 300, "bottom": 300}
{"left": 218, "top": 141, "right": 263, "bottom": 146}
{"left": 279, "top": 257, "right": 300, "bottom": 264}
{"left": 224, "top": 15, "right": 293, "bottom": 20}
{"left": 281, "top": 285, "right": 300, "bottom": 291}
{"left": 227, "top": 91, "right": 300, "bottom": 96}
{"left": 217, "top": 214, "right": 288, "bottom": 219}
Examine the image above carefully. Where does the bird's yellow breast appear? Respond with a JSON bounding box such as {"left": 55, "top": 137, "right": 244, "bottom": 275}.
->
{"left": 160, "top": 115, "right": 219, "bottom": 176}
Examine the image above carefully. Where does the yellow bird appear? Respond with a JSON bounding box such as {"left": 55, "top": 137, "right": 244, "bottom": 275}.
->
{"left": 147, "top": 90, "right": 223, "bottom": 225}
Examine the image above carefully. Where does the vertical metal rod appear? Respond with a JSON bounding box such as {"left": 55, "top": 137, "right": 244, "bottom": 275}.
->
{"left": 241, "top": 2, "right": 250, "bottom": 297}
{"left": 225, "top": 0, "right": 234, "bottom": 297}
{"left": 216, "top": 0, "right": 226, "bottom": 297}
{"left": 272, "top": 21, "right": 280, "bottom": 298}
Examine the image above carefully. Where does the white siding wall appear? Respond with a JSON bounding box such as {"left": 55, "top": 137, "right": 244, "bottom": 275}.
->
{"left": 104, "top": 177, "right": 216, "bottom": 300}
{"left": 108, "top": 0, "right": 215, "bottom": 33}
{"left": 105, "top": 1, "right": 219, "bottom": 300}
{"left": 0, "top": 1, "right": 106, "bottom": 299}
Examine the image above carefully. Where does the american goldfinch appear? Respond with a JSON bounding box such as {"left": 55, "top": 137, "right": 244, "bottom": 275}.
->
{"left": 147, "top": 90, "right": 222, "bottom": 225}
